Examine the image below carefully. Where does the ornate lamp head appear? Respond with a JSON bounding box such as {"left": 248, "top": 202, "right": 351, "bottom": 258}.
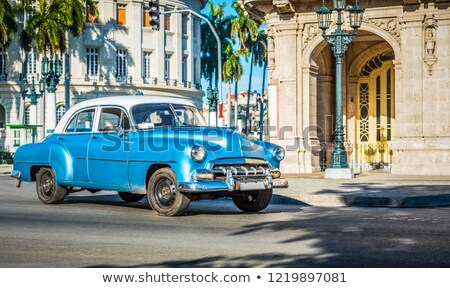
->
{"left": 333, "top": 0, "right": 346, "bottom": 10}
{"left": 348, "top": 1, "right": 365, "bottom": 30}
{"left": 316, "top": 1, "right": 332, "bottom": 32}
{"left": 41, "top": 56, "right": 49, "bottom": 77}
{"left": 55, "top": 54, "right": 63, "bottom": 78}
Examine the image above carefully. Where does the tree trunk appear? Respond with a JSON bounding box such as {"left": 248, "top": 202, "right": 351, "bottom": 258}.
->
{"left": 245, "top": 49, "right": 254, "bottom": 134}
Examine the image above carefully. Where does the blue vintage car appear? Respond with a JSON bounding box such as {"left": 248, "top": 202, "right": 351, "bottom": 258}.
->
{"left": 11, "top": 96, "right": 285, "bottom": 216}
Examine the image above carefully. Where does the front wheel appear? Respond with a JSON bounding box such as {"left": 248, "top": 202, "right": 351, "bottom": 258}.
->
{"left": 147, "top": 168, "right": 190, "bottom": 216}
{"left": 118, "top": 191, "right": 145, "bottom": 202}
{"left": 36, "top": 168, "right": 67, "bottom": 204}
{"left": 233, "top": 189, "right": 273, "bottom": 213}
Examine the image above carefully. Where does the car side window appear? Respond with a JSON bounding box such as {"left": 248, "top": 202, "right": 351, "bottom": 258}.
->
{"left": 65, "top": 109, "right": 96, "bottom": 133}
{"left": 98, "top": 107, "right": 130, "bottom": 132}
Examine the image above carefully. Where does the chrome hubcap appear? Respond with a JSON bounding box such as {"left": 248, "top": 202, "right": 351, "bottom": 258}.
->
{"left": 41, "top": 173, "right": 54, "bottom": 197}
{"left": 155, "top": 179, "right": 176, "bottom": 207}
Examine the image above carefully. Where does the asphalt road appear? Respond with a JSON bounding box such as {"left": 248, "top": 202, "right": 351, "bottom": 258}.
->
{"left": 1, "top": 174, "right": 449, "bottom": 268}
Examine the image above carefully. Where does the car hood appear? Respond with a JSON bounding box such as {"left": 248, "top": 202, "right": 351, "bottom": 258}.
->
{"left": 133, "top": 126, "right": 276, "bottom": 161}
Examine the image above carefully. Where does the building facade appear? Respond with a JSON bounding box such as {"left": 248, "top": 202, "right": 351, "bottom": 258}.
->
{"left": 0, "top": 0, "right": 205, "bottom": 151}
{"left": 243, "top": 0, "right": 450, "bottom": 175}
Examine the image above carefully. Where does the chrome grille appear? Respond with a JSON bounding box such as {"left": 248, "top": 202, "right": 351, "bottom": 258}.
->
{"left": 212, "top": 164, "right": 270, "bottom": 178}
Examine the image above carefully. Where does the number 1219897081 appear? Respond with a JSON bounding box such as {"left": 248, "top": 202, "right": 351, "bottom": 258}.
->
{"left": 267, "top": 273, "right": 346, "bottom": 283}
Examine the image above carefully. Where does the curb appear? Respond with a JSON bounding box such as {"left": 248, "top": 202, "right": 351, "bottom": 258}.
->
{"left": 272, "top": 192, "right": 450, "bottom": 208}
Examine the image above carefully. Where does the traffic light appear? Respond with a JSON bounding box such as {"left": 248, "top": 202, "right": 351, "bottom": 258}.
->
{"left": 148, "top": 0, "right": 160, "bottom": 31}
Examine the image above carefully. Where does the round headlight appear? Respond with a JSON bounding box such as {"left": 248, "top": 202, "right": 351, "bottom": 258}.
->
{"left": 191, "top": 145, "right": 206, "bottom": 162}
{"left": 273, "top": 146, "right": 285, "bottom": 162}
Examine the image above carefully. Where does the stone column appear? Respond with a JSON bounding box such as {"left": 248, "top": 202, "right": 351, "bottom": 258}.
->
{"left": 393, "top": 9, "right": 450, "bottom": 175}
{"left": 269, "top": 20, "right": 302, "bottom": 172}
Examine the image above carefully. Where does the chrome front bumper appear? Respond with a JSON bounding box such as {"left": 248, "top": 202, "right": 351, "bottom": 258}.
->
{"left": 11, "top": 170, "right": 21, "bottom": 179}
{"left": 178, "top": 168, "right": 277, "bottom": 193}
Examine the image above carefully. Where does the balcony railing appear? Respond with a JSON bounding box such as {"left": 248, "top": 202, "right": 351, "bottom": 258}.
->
{"left": 85, "top": 74, "right": 103, "bottom": 82}
{"left": 143, "top": 77, "right": 158, "bottom": 85}
{"left": 116, "top": 75, "right": 132, "bottom": 83}
{"left": 165, "top": 79, "right": 178, "bottom": 86}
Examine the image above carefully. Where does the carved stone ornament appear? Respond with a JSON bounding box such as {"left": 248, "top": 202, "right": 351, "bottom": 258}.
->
{"left": 362, "top": 18, "right": 400, "bottom": 44}
{"left": 273, "top": 0, "right": 295, "bottom": 14}
{"left": 423, "top": 15, "right": 438, "bottom": 76}
{"left": 303, "top": 24, "right": 321, "bottom": 49}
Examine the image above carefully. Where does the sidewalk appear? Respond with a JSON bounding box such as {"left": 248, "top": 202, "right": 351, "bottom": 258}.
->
{"left": 273, "top": 170, "right": 450, "bottom": 208}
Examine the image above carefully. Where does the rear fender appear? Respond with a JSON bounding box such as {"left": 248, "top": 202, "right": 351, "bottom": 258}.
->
{"left": 49, "top": 143, "right": 74, "bottom": 184}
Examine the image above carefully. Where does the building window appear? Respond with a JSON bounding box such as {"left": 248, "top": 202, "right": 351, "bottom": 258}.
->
{"left": 164, "top": 14, "right": 171, "bottom": 31}
{"left": 13, "top": 130, "right": 21, "bottom": 147}
{"left": 24, "top": 106, "right": 30, "bottom": 125}
{"left": 193, "top": 17, "right": 198, "bottom": 38}
{"left": 182, "top": 56, "right": 187, "bottom": 83}
{"left": 143, "top": 51, "right": 151, "bottom": 79}
{"left": 143, "top": 9, "right": 150, "bottom": 27}
{"left": 164, "top": 53, "right": 171, "bottom": 80}
{"left": 0, "top": 105, "right": 5, "bottom": 129}
{"left": 86, "top": 48, "right": 99, "bottom": 81}
{"left": 56, "top": 105, "right": 66, "bottom": 124}
{"left": 0, "top": 47, "right": 6, "bottom": 80}
{"left": 117, "top": 4, "right": 126, "bottom": 25}
{"left": 27, "top": 48, "right": 37, "bottom": 78}
{"left": 182, "top": 15, "right": 188, "bottom": 35}
{"left": 86, "top": 3, "right": 98, "bottom": 23}
{"left": 193, "top": 57, "right": 198, "bottom": 84}
{"left": 116, "top": 49, "right": 128, "bottom": 82}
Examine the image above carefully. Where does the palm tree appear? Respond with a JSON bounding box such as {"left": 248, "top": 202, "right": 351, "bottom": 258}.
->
{"left": 18, "top": 0, "right": 97, "bottom": 132}
{"left": 19, "top": 0, "right": 88, "bottom": 54}
{"left": 201, "top": 0, "right": 232, "bottom": 88}
{"left": 222, "top": 43, "right": 247, "bottom": 127}
{"left": 230, "top": 1, "right": 264, "bottom": 134}
{"left": 0, "top": 0, "right": 18, "bottom": 47}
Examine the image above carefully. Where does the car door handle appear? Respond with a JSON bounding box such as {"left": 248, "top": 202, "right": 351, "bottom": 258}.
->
{"left": 91, "top": 135, "right": 99, "bottom": 139}
{"left": 57, "top": 136, "right": 64, "bottom": 140}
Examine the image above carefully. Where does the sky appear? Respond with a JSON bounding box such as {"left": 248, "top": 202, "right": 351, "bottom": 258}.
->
{"left": 199, "top": 1, "right": 268, "bottom": 103}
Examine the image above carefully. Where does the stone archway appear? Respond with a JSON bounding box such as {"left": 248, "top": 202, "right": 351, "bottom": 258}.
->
{"left": 304, "top": 27, "right": 399, "bottom": 169}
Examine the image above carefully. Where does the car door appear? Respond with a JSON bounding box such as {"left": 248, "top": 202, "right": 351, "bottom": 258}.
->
{"left": 57, "top": 107, "right": 96, "bottom": 184}
{"left": 87, "top": 106, "right": 131, "bottom": 191}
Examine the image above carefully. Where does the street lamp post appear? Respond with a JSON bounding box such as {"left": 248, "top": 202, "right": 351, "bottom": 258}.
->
{"left": 41, "top": 54, "right": 63, "bottom": 134}
{"left": 20, "top": 75, "right": 46, "bottom": 142}
{"left": 316, "top": 0, "right": 364, "bottom": 177}
{"left": 159, "top": 8, "right": 223, "bottom": 126}
{"left": 206, "top": 86, "right": 219, "bottom": 126}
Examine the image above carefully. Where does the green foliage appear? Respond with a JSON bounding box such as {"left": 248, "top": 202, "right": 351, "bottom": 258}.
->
{"left": 0, "top": 0, "right": 18, "bottom": 46}
{"left": 18, "top": 0, "right": 97, "bottom": 54}
{"left": 0, "top": 148, "right": 13, "bottom": 165}
{"left": 201, "top": 0, "right": 233, "bottom": 86}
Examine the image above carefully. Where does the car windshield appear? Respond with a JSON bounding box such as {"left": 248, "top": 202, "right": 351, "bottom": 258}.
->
{"left": 131, "top": 103, "right": 207, "bottom": 128}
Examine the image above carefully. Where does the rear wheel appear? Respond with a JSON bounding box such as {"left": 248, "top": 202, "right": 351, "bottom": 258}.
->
{"left": 118, "top": 191, "right": 145, "bottom": 202}
{"left": 147, "top": 168, "right": 190, "bottom": 216}
{"left": 36, "top": 168, "right": 67, "bottom": 204}
{"left": 233, "top": 189, "right": 273, "bottom": 212}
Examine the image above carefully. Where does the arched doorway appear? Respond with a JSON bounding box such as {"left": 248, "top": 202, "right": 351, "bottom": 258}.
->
{"left": 356, "top": 52, "right": 395, "bottom": 167}
{"left": 308, "top": 29, "right": 397, "bottom": 170}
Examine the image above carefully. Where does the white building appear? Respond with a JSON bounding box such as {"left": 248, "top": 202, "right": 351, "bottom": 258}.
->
{"left": 0, "top": 0, "right": 206, "bottom": 151}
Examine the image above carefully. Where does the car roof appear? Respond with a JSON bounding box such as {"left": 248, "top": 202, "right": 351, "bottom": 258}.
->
{"left": 54, "top": 95, "right": 196, "bottom": 134}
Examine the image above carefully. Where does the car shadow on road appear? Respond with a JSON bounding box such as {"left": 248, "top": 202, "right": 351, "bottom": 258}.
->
{"left": 63, "top": 194, "right": 306, "bottom": 215}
